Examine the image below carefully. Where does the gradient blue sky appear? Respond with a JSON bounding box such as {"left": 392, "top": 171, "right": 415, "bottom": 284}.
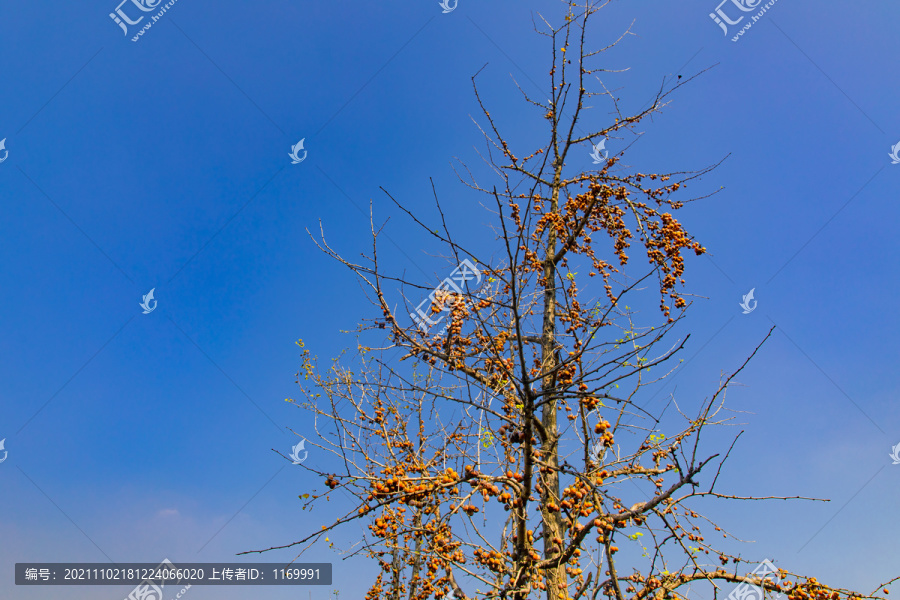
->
{"left": 1, "top": 1, "right": 898, "bottom": 599}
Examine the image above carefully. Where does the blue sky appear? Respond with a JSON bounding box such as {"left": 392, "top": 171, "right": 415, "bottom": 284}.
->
{"left": 1, "top": 1, "right": 898, "bottom": 598}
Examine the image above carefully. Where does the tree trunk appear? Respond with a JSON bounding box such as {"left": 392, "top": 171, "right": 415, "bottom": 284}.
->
{"left": 540, "top": 172, "right": 566, "bottom": 600}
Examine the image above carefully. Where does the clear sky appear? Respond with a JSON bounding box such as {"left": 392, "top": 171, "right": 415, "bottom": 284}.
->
{"left": 1, "top": 1, "right": 898, "bottom": 599}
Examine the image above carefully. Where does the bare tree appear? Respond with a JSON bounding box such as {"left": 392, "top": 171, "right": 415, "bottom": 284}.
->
{"left": 245, "top": 3, "right": 898, "bottom": 600}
